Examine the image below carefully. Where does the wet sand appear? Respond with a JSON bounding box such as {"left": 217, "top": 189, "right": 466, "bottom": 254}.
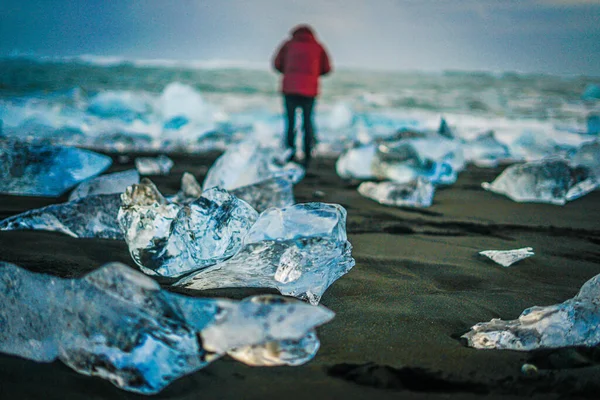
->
{"left": 1, "top": 152, "right": 600, "bottom": 399}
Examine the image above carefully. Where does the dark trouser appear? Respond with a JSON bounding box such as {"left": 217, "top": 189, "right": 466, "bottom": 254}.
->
{"left": 284, "top": 94, "right": 315, "bottom": 167}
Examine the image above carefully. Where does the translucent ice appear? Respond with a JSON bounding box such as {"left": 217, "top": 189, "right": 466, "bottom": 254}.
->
{"left": 462, "top": 272, "right": 600, "bottom": 350}
{"left": 335, "top": 144, "right": 376, "bottom": 180}
{"left": 87, "top": 91, "right": 151, "bottom": 122}
{"left": 69, "top": 169, "right": 140, "bottom": 201}
{"left": 0, "top": 194, "right": 123, "bottom": 239}
{"left": 167, "top": 172, "right": 203, "bottom": 204}
{"left": 482, "top": 158, "right": 598, "bottom": 205}
{"left": 225, "top": 295, "right": 322, "bottom": 366}
{"left": 0, "top": 138, "right": 112, "bottom": 197}
{"left": 0, "top": 262, "right": 334, "bottom": 394}
{"left": 463, "top": 131, "right": 511, "bottom": 167}
{"left": 358, "top": 178, "right": 435, "bottom": 208}
{"left": 479, "top": 247, "right": 534, "bottom": 267}
{"left": 231, "top": 173, "right": 297, "bottom": 213}
{"left": 372, "top": 141, "right": 458, "bottom": 185}
{"left": 135, "top": 155, "right": 174, "bottom": 175}
{"left": 202, "top": 141, "right": 304, "bottom": 191}
{"left": 175, "top": 203, "right": 355, "bottom": 305}
{"left": 118, "top": 180, "right": 258, "bottom": 277}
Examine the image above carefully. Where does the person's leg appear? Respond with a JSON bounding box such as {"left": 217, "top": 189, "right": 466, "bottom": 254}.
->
{"left": 300, "top": 96, "right": 316, "bottom": 168}
{"left": 284, "top": 95, "right": 297, "bottom": 158}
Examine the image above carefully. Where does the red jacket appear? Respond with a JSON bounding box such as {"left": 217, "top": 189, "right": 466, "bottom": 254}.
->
{"left": 273, "top": 26, "right": 332, "bottom": 97}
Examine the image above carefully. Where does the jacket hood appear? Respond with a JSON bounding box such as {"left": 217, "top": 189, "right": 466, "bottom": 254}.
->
{"left": 291, "top": 25, "right": 316, "bottom": 41}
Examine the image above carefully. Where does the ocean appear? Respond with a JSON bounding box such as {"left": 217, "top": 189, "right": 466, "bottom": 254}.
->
{"left": 0, "top": 56, "right": 598, "bottom": 154}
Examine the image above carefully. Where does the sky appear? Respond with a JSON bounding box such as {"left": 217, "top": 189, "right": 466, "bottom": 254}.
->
{"left": 1, "top": 0, "right": 599, "bottom": 75}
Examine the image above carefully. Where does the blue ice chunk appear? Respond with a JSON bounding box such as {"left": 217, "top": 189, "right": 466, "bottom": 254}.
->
{"left": 175, "top": 203, "right": 355, "bottom": 305}
{"left": 0, "top": 262, "right": 334, "bottom": 394}
{"left": 118, "top": 181, "right": 258, "bottom": 278}
{"left": 0, "top": 138, "right": 112, "bottom": 197}
{"left": 87, "top": 91, "right": 150, "bottom": 122}
{"left": 438, "top": 118, "right": 454, "bottom": 139}
{"left": 0, "top": 194, "right": 123, "bottom": 239}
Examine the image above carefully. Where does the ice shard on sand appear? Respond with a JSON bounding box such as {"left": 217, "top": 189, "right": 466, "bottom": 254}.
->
{"left": 69, "top": 169, "right": 140, "bottom": 201}
{"left": 358, "top": 178, "right": 435, "bottom": 208}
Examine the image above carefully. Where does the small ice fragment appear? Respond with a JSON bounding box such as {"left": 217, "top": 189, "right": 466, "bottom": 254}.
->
{"left": 462, "top": 272, "right": 600, "bottom": 351}
{"left": 335, "top": 144, "right": 376, "bottom": 180}
{"left": 69, "top": 169, "right": 140, "bottom": 201}
{"left": 358, "top": 178, "right": 434, "bottom": 208}
{"left": 135, "top": 155, "right": 174, "bottom": 175}
{"left": 479, "top": 247, "right": 534, "bottom": 267}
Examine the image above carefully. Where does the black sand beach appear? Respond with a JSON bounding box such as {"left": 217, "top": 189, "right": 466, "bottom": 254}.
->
{"left": 1, "top": 153, "right": 600, "bottom": 399}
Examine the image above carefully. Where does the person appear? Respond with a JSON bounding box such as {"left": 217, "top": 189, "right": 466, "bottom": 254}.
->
{"left": 272, "top": 25, "right": 332, "bottom": 168}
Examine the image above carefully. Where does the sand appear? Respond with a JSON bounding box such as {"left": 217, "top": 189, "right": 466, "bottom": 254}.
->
{"left": 1, "top": 153, "right": 600, "bottom": 399}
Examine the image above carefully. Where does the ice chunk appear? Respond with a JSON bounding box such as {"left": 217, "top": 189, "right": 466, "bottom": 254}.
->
{"left": 570, "top": 140, "right": 600, "bottom": 179}
{"left": 509, "top": 131, "right": 565, "bottom": 161}
{"left": 482, "top": 158, "right": 598, "bottom": 205}
{"left": 226, "top": 295, "right": 322, "bottom": 366}
{"left": 135, "top": 155, "right": 174, "bottom": 175}
{"left": 202, "top": 141, "right": 304, "bottom": 191}
{"left": 167, "top": 172, "right": 203, "bottom": 204}
{"left": 325, "top": 102, "right": 354, "bottom": 131}
{"left": 69, "top": 169, "right": 140, "bottom": 201}
{"left": 335, "top": 144, "right": 376, "bottom": 180}
{"left": 231, "top": 172, "right": 297, "bottom": 213}
{"left": 438, "top": 118, "right": 454, "bottom": 139}
{"left": 358, "top": 178, "right": 435, "bottom": 208}
{"left": 175, "top": 203, "right": 355, "bottom": 305}
{"left": 118, "top": 180, "right": 258, "bottom": 277}
{"left": 463, "top": 131, "right": 511, "bottom": 167}
{"left": 462, "top": 272, "right": 600, "bottom": 351}
{"left": 87, "top": 91, "right": 151, "bottom": 122}
{"left": 479, "top": 247, "right": 534, "bottom": 267}
{"left": 0, "top": 138, "right": 112, "bottom": 197}
{"left": 0, "top": 193, "right": 122, "bottom": 239}
{"left": 0, "top": 262, "right": 334, "bottom": 394}
{"left": 372, "top": 141, "right": 458, "bottom": 185}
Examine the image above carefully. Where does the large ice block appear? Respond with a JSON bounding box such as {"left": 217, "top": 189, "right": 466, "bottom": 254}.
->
{"left": 118, "top": 180, "right": 258, "bottom": 277}
{"left": 570, "top": 140, "right": 600, "bottom": 179}
{"left": 335, "top": 144, "right": 376, "bottom": 180}
{"left": 69, "top": 169, "right": 140, "bottom": 201}
{"left": 202, "top": 141, "right": 304, "bottom": 191}
{"left": 463, "top": 131, "right": 511, "bottom": 167}
{"left": 462, "top": 272, "right": 600, "bottom": 351}
{"left": 482, "top": 158, "right": 598, "bottom": 205}
{"left": 0, "top": 262, "right": 334, "bottom": 394}
{"left": 0, "top": 138, "right": 112, "bottom": 197}
{"left": 358, "top": 178, "right": 435, "bottom": 208}
{"left": 372, "top": 140, "right": 458, "bottom": 185}
{"left": 0, "top": 194, "right": 123, "bottom": 239}
{"left": 175, "top": 203, "right": 355, "bottom": 305}
{"left": 135, "top": 155, "right": 174, "bottom": 175}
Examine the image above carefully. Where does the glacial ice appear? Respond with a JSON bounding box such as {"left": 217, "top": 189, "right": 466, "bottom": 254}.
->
{"left": 358, "top": 178, "right": 435, "bottom": 208}
{"left": 479, "top": 247, "right": 534, "bottom": 267}
{"left": 202, "top": 141, "right": 304, "bottom": 191}
{"left": 462, "top": 272, "right": 600, "bottom": 351}
{"left": 87, "top": 91, "right": 151, "bottom": 122}
{"left": 135, "top": 155, "right": 174, "bottom": 175}
{"left": 482, "top": 158, "right": 598, "bottom": 205}
{"left": 226, "top": 295, "right": 322, "bottom": 366}
{"left": 175, "top": 203, "right": 355, "bottom": 305}
{"left": 463, "top": 131, "right": 511, "bottom": 167}
{"left": 118, "top": 180, "right": 258, "bottom": 277}
{"left": 167, "top": 172, "right": 203, "bottom": 204}
{"left": 0, "top": 194, "right": 123, "bottom": 239}
{"left": 438, "top": 118, "right": 454, "bottom": 139}
{"left": 335, "top": 144, "right": 376, "bottom": 180}
{"left": 0, "top": 139, "right": 112, "bottom": 197}
{"left": 372, "top": 140, "right": 459, "bottom": 185}
{"left": 0, "top": 262, "right": 334, "bottom": 394}
{"left": 68, "top": 169, "right": 140, "bottom": 201}
{"left": 231, "top": 173, "right": 297, "bottom": 213}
